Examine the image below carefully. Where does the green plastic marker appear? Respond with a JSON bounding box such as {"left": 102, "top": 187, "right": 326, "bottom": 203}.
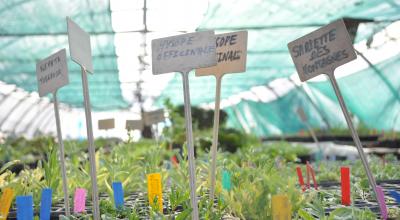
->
{"left": 222, "top": 170, "right": 232, "bottom": 191}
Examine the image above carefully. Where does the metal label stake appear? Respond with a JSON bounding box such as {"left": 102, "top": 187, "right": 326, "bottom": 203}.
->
{"left": 67, "top": 17, "right": 99, "bottom": 220}
{"left": 151, "top": 30, "right": 217, "bottom": 220}
{"left": 288, "top": 19, "right": 381, "bottom": 211}
{"left": 36, "top": 49, "right": 70, "bottom": 216}
{"left": 196, "top": 30, "right": 248, "bottom": 201}
{"left": 209, "top": 74, "right": 222, "bottom": 200}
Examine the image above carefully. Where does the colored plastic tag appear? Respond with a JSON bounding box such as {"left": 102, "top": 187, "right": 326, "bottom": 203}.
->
{"left": 40, "top": 188, "right": 52, "bottom": 220}
{"left": 306, "top": 162, "right": 318, "bottom": 190}
{"left": 272, "top": 194, "right": 291, "bottom": 220}
{"left": 0, "top": 188, "right": 14, "bottom": 220}
{"left": 73, "top": 188, "right": 86, "bottom": 213}
{"left": 222, "top": 170, "right": 232, "bottom": 191}
{"left": 147, "top": 173, "right": 163, "bottom": 212}
{"left": 306, "top": 163, "right": 310, "bottom": 189}
{"left": 341, "top": 167, "right": 351, "bottom": 206}
{"left": 296, "top": 166, "right": 305, "bottom": 192}
{"left": 16, "top": 195, "right": 33, "bottom": 220}
{"left": 389, "top": 190, "right": 400, "bottom": 204}
{"left": 376, "top": 186, "right": 388, "bottom": 220}
{"left": 112, "top": 182, "right": 124, "bottom": 209}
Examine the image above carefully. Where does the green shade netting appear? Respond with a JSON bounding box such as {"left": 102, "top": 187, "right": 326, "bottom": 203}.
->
{"left": 223, "top": 54, "right": 400, "bottom": 136}
{"left": 155, "top": 0, "right": 400, "bottom": 136}
{"left": 0, "top": 0, "right": 128, "bottom": 110}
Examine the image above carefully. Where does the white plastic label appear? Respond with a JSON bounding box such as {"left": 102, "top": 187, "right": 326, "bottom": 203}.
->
{"left": 152, "top": 31, "right": 217, "bottom": 74}
{"left": 98, "top": 119, "right": 115, "bottom": 130}
{"left": 287, "top": 19, "right": 356, "bottom": 81}
{"left": 196, "top": 31, "right": 247, "bottom": 76}
{"left": 126, "top": 120, "right": 143, "bottom": 131}
{"left": 36, "top": 49, "right": 69, "bottom": 97}
{"left": 67, "top": 17, "right": 93, "bottom": 73}
{"left": 143, "top": 109, "right": 165, "bottom": 125}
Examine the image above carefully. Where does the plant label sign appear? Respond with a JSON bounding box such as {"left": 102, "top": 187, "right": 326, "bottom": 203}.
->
{"left": 67, "top": 17, "right": 93, "bottom": 73}
{"left": 98, "top": 118, "right": 115, "bottom": 130}
{"left": 196, "top": 31, "right": 247, "bottom": 76}
{"left": 0, "top": 188, "right": 14, "bottom": 220}
{"left": 36, "top": 49, "right": 69, "bottom": 97}
{"left": 147, "top": 173, "right": 163, "bottom": 212}
{"left": 272, "top": 194, "right": 291, "bottom": 220}
{"left": 143, "top": 109, "right": 165, "bottom": 126}
{"left": 126, "top": 120, "right": 143, "bottom": 131}
{"left": 287, "top": 19, "right": 356, "bottom": 81}
{"left": 152, "top": 31, "right": 217, "bottom": 74}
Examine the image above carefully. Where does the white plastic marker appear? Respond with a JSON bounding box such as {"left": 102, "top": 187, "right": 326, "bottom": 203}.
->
{"left": 296, "top": 107, "right": 322, "bottom": 161}
{"left": 126, "top": 120, "right": 144, "bottom": 131}
{"left": 36, "top": 49, "right": 70, "bottom": 216}
{"left": 288, "top": 19, "right": 381, "bottom": 209}
{"left": 98, "top": 118, "right": 115, "bottom": 137}
{"left": 98, "top": 118, "right": 115, "bottom": 130}
{"left": 143, "top": 109, "right": 165, "bottom": 126}
{"left": 195, "top": 31, "right": 248, "bottom": 200}
{"left": 66, "top": 17, "right": 100, "bottom": 220}
{"left": 144, "top": 109, "right": 165, "bottom": 145}
{"left": 152, "top": 31, "right": 217, "bottom": 220}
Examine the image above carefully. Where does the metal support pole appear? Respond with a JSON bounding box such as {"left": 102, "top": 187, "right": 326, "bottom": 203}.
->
{"left": 81, "top": 67, "right": 100, "bottom": 220}
{"left": 181, "top": 71, "right": 199, "bottom": 220}
{"left": 53, "top": 92, "right": 70, "bottom": 216}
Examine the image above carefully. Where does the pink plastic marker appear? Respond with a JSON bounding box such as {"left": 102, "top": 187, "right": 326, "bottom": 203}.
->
{"left": 376, "top": 186, "right": 388, "bottom": 220}
{"left": 74, "top": 188, "right": 86, "bottom": 213}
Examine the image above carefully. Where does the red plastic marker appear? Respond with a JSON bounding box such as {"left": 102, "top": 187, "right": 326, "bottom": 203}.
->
{"left": 307, "top": 162, "right": 318, "bottom": 190}
{"left": 296, "top": 166, "right": 305, "bottom": 192}
{"left": 341, "top": 167, "right": 351, "bottom": 206}
{"left": 306, "top": 162, "right": 311, "bottom": 189}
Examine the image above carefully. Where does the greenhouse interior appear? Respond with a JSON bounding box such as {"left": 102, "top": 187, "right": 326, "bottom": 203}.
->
{"left": 1, "top": 0, "right": 400, "bottom": 219}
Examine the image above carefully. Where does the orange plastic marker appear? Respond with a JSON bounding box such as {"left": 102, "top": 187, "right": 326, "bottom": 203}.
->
{"left": 0, "top": 188, "right": 14, "bottom": 220}
{"left": 147, "top": 173, "right": 163, "bottom": 212}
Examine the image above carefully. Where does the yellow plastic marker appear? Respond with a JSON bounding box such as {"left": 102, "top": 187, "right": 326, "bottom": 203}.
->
{"left": 147, "top": 173, "right": 163, "bottom": 212}
{"left": 0, "top": 188, "right": 14, "bottom": 220}
{"left": 272, "top": 194, "right": 291, "bottom": 220}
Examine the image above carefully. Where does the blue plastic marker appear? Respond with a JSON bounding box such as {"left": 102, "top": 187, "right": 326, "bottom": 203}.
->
{"left": 40, "top": 188, "right": 52, "bottom": 220}
{"left": 389, "top": 190, "right": 400, "bottom": 204}
{"left": 112, "top": 182, "right": 124, "bottom": 208}
{"left": 16, "top": 195, "right": 33, "bottom": 220}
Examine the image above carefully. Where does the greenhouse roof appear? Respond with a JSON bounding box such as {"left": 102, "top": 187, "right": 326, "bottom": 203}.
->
{"left": 1, "top": 0, "right": 400, "bottom": 137}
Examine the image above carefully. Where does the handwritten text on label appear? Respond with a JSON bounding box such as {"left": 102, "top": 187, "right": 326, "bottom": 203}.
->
{"left": 287, "top": 19, "right": 356, "bottom": 81}
{"left": 196, "top": 31, "right": 247, "bottom": 76}
{"left": 152, "top": 31, "right": 217, "bottom": 74}
{"left": 36, "top": 49, "right": 69, "bottom": 97}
